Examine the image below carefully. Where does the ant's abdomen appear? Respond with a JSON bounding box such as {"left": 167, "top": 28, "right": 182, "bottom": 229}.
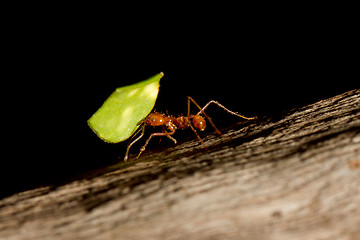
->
{"left": 192, "top": 115, "right": 206, "bottom": 131}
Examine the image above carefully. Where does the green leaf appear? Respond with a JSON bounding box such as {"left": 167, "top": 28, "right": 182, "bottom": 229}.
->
{"left": 88, "top": 72, "right": 163, "bottom": 143}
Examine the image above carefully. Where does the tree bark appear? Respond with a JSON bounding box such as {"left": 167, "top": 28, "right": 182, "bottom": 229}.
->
{"left": 1, "top": 89, "right": 359, "bottom": 240}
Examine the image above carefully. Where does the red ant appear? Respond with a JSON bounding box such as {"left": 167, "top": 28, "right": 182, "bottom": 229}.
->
{"left": 124, "top": 96, "right": 255, "bottom": 161}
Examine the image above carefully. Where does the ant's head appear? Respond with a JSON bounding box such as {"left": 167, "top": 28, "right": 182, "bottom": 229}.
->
{"left": 146, "top": 112, "right": 165, "bottom": 126}
{"left": 192, "top": 115, "right": 206, "bottom": 131}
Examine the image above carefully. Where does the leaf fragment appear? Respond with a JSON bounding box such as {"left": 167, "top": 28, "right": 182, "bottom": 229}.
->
{"left": 88, "top": 72, "right": 163, "bottom": 143}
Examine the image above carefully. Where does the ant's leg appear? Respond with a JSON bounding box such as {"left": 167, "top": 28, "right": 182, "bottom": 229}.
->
{"left": 187, "top": 96, "right": 203, "bottom": 117}
{"left": 124, "top": 124, "right": 146, "bottom": 161}
{"left": 187, "top": 96, "right": 223, "bottom": 136}
{"left": 137, "top": 131, "right": 176, "bottom": 159}
{"left": 197, "top": 100, "right": 256, "bottom": 120}
{"left": 161, "top": 126, "right": 177, "bottom": 144}
{"left": 189, "top": 124, "right": 208, "bottom": 150}
{"left": 167, "top": 135, "right": 177, "bottom": 144}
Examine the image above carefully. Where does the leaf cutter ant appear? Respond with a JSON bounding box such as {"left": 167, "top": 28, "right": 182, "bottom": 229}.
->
{"left": 123, "top": 96, "right": 255, "bottom": 161}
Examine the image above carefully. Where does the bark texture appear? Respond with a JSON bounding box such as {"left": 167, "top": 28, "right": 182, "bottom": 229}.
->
{"left": 1, "top": 89, "right": 360, "bottom": 240}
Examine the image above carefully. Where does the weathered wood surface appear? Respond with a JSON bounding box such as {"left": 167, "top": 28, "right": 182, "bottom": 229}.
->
{"left": 1, "top": 89, "right": 359, "bottom": 240}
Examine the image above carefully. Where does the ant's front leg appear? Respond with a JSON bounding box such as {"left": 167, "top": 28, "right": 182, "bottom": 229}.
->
{"left": 159, "top": 126, "right": 177, "bottom": 145}
{"left": 137, "top": 131, "right": 176, "bottom": 159}
{"left": 124, "top": 123, "right": 146, "bottom": 162}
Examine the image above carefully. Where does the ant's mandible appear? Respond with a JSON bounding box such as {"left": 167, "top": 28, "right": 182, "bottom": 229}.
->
{"left": 124, "top": 96, "right": 255, "bottom": 161}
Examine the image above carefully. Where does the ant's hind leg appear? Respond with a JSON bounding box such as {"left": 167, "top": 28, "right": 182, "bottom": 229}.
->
{"left": 187, "top": 96, "right": 223, "bottom": 136}
{"left": 137, "top": 131, "right": 176, "bottom": 159}
{"left": 187, "top": 96, "right": 256, "bottom": 138}
{"left": 189, "top": 124, "right": 208, "bottom": 150}
{"left": 197, "top": 100, "right": 256, "bottom": 120}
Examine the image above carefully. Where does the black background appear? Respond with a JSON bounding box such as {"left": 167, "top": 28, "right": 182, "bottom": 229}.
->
{"left": 3, "top": 7, "right": 358, "bottom": 198}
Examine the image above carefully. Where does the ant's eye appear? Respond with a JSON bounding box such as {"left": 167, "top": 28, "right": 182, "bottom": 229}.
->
{"left": 151, "top": 118, "right": 156, "bottom": 122}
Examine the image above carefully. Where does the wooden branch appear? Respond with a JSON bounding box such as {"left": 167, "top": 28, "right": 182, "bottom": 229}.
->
{"left": 1, "top": 89, "right": 359, "bottom": 240}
